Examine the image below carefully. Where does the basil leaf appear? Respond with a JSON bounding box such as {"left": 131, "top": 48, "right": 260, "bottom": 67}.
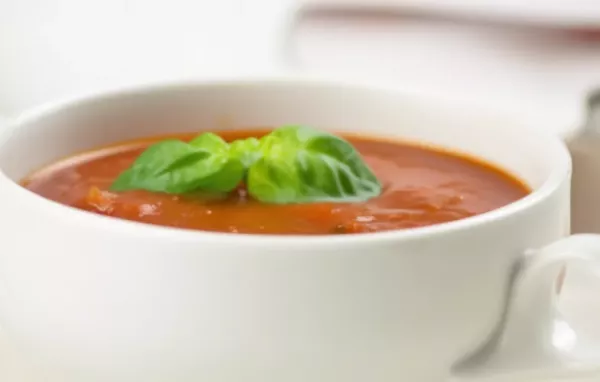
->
{"left": 230, "top": 137, "right": 261, "bottom": 169}
{"left": 111, "top": 127, "right": 382, "bottom": 204}
{"left": 110, "top": 134, "right": 244, "bottom": 194}
{"left": 246, "top": 126, "right": 381, "bottom": 204}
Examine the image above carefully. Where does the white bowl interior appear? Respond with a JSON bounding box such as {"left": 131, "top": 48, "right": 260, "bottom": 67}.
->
{"left": 0, "top": 81, "right": 563, "bottom": 189}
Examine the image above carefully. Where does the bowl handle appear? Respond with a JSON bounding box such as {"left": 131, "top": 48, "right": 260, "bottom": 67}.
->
{"left": 451, "top": 234, "right": 600, "bottom": 381}
{"left": 567, "top": 88, "right": 600, "bottom": 234}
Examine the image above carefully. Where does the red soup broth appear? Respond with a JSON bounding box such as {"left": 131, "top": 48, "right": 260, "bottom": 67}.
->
{"left": 21, "top": 130, "right": 530, "bottom": 235}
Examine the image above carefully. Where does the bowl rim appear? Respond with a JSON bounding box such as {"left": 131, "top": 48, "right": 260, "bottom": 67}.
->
{"left": 0, "top": 75, "right": 572, "bottom": 248}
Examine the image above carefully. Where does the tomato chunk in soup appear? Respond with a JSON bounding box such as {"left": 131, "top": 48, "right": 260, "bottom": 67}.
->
{"left": 22, "top": 130, "right": 530, "bottom": 235}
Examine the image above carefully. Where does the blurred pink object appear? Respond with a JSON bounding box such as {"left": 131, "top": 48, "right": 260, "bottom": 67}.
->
{"left": 301, "top": 0, "right": 600, "bottom": 31}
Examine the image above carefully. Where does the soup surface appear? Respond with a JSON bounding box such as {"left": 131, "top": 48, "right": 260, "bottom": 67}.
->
{"left": 22, "top": 130, "right": 530, "bottom": 235}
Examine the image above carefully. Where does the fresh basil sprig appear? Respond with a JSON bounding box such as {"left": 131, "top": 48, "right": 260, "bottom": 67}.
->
{"left": 110, "top": 126, "right": 382, "bottom": 204}
{"left": 111, "top": 133, "right": 244, "bottom": 194}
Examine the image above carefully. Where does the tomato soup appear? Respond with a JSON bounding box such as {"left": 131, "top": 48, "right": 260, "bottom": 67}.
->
{"left": 22, "top": 130, "right": 530, "bottom": 235}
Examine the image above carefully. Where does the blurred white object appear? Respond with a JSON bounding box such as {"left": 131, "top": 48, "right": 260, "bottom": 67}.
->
{"left": 0, "top": 0, "right": 296, "bottom": 116}
{"left": 569, "top": 91, "right": 600, "bottom": 234}
{"left": 291, "top": 10, "right": 600, "bottom": 136}
{"left": 302, "top": 0, "right": 600, "bottom": 29}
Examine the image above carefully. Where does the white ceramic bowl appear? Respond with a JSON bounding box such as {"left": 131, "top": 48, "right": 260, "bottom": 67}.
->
{"left": 0, "top": 79, "right": 599, "bottom": 382}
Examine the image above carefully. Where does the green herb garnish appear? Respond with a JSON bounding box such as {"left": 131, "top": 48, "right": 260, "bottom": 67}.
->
{"left": 110, "top": 126, "right": 382, "bottom": 204}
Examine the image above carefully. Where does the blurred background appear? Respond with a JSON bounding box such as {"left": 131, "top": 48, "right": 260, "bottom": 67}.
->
{"left": 1, "top": 0, "right": 600, "bottom": 134}
{"left": 1, "top": 0, "right": 600, "bottom": 378}
{"left": 293, "top": 1, "right": 600, "bottom": 135}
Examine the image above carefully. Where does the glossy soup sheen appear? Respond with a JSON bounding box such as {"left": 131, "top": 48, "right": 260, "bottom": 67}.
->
{"left": 22, "top": 129, "right": 530, "bottom": 235}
